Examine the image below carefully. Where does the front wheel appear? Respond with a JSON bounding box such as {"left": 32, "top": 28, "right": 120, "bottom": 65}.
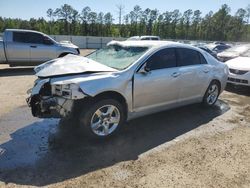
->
{"left": 203, "top": 81, "right": 220, "bottom": 106}
{"left": 79, "top": 99, "right": 125, "bottom": 139}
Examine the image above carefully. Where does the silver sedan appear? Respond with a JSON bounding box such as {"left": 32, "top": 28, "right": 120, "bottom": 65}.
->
{"left": 27, "top": 41, "right": 229, "bottom": 138}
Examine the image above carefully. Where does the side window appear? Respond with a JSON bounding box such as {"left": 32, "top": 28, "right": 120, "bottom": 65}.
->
{"left": 176, "top": 48, "right": 201, "bottom": 66}
{"left": 151, "top": 37, "right": 159, "bottom": 41}
{"left": 141, "top": 37, "right": 150, "bottom": 40}
{"left": 199, "top": 53, "right": 207, "bottom": 64}
{"left": 13, "top": 32, "right": 29, "bottom": 43}
{"left": 43, "top": 36, "right": 54, "bottom": 45}
{"left": 26, "top": 33, "right": 44, "bottom": 44}
{"left": 146, "top": 48, "right": 177, "bottom": 71}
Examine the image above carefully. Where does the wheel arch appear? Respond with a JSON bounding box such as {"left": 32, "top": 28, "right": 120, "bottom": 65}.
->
{"left": 210, "top": 79, "right": 222, "bottom": 93}
{"left": 94, "top": 91, "right": 128, "bottom": 111}
{"left": 73, "top": 90, "right": 128, "bottom": 119}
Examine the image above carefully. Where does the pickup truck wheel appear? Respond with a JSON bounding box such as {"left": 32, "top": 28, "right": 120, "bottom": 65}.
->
{"left": 58, "top": 53, "right": 70, "bottom": 58}
{"left": 203, "top": 81, "right": 220, "bottom": 106}
{"left": 79, "top": 99, "right": 125, "bottom": 139}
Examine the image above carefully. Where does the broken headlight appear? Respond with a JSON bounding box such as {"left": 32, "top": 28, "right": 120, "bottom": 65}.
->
{"left": 51, "top": 83, "right": 86, "bottom": 99}
{"left": 53, "top": 84, "right": 72, "bottom": 99}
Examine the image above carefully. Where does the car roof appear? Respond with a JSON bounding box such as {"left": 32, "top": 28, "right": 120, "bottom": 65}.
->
{"left": 108, "top": 40, "right": 200, "bottom": 51}
{"left": 128, "top": 35, "right": 160, "bottom": 38}
{"left": 140, "top": 36, "right": 160, "bottom": 38}
{"left": 5, "top": 29, "right": 44, "bottom": 35}
{"left": 127, "top": 36, "right": 160, "bottom": 40}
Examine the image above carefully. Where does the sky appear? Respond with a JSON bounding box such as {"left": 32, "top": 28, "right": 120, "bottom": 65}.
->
{"left": 0, "top": 0, "right": 249, "bottom": 22}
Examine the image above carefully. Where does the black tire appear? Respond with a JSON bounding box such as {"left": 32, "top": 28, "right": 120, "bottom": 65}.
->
{"left": 79, "top": 99, "right": 125, "bottom": 139}
{"left": 203, "top": 81, "right": 220, "bottom": 107}
{"left": 58, "top": 53, "right": 70, "bottom": 58}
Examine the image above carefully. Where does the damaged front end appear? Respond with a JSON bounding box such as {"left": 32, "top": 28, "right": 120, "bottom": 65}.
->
{"left": 27, "top": 79, "right": 85, "bottom": 118}
{"left": 27, "top": 54, "right": 119, "bottom": 119}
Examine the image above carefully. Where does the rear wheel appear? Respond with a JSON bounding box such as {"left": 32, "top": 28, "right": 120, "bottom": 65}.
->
{"left": 79, "top": 99, "right": 125, "bottom": 139}
{"left": 203, "top": 81, "right": 220, "bottom": 106}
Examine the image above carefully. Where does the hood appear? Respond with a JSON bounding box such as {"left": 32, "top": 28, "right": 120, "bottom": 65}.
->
{"left": 217, "top": 51, "right": 239, "bottom": 58}
{"left": 225, "top": 57, "right": 250, "bottom": 71}
{"left": 218, "top": 45, "right": 250, "bottom": 58}
{"left": 59, "top": 41, "right": 78, "bottom": 49}
{"left": 35, "top": 54, "right": 117, "bottom": 78}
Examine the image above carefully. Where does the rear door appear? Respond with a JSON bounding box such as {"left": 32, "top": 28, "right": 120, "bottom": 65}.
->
{"left": 133, "top": 48, "right": 181, "bottom": 111}
{"left": 6, "top": 31, "right": 30, "bottom": 63}
{"left": 176, "top": 48, "right": 211, "bottom": 102}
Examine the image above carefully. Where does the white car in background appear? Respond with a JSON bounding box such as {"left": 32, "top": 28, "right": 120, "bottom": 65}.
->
{"left": 217, "top": 44, "right": 250, "bottom": 62}
{"left": 226, "top": 56, "right": 250, "bottom": 87}
{"left": 127, "top": 36, "right": 161, "bottom": 41}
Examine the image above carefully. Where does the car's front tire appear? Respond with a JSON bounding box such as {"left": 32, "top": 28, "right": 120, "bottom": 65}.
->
{"left": 203, "top": 81, "right": 220, "bottom": 106}
{"left": 79, "top": 99, "right": 125, "bottom": 139}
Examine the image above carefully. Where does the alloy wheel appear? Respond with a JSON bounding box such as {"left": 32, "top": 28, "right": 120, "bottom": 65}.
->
{"left": 90, "top": 105, "right": 121, "bottom": 136}
{"left": 206, "top": 84, "right": 219, "bottom": 105}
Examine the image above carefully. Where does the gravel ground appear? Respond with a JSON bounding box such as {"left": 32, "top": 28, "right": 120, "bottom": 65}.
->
{"left": 0, "top": 50, "right": 250, "bottom": 188}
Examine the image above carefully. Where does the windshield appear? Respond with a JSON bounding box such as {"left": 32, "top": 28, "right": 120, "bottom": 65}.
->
{"left": 86, "top": 45, "right": 148, "bottom": 70}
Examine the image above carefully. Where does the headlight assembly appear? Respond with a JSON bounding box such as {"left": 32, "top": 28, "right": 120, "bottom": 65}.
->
{"left": 54, "top": 84, "right": 72, "bottom": 99}
{"left": 52, "top": 84, "right": 86, "bottom": 99}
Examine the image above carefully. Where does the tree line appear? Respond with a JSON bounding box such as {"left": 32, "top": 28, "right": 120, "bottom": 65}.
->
{"left": 0, "top": 4, "right": 250, "bottom": 42}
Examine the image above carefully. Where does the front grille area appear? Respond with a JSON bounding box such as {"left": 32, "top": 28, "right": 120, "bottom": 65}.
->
{"left": 39, "top": 83, "right": 52, "bottom": 96}
{"left": 229, "top": 68, "right": 248, "bottom": 75}
{"left": 228, "top": 77, "right": 248, "bottom": 84}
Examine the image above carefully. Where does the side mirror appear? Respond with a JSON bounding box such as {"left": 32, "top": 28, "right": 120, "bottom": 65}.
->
{"left": 43, "top": 37, "right": 54, "bottom": 45}
{"left": 139, "top": 63, "right": 151, "bottom": 74}
{"left": 145, "top": 66, "right": 150, "bottom": 72}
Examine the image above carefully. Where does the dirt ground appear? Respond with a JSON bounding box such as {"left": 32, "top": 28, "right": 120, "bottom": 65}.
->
{"left": 0, "top": 50, "right": 250, "bottom": 188}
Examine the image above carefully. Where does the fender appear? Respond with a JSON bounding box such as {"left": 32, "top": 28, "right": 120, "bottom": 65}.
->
{"left": 50, "top": 71, "right": 134, "bottom": 112}
{"left": 78, "top": 75, "right": 134, "bottom": 112}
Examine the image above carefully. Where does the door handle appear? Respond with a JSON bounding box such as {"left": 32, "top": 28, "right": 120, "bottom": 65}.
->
{"left": 30, "top": 45, "right": 37, "bottom": 48}
{"left": 171, "top": 72, "right": 180, "bottom": 78}
{"left": 203, "top": 69, "right": 209, "bottom": 73}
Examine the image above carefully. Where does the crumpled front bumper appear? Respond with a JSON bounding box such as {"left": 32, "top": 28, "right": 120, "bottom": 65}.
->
{"left": 27, "top": 95, "right": 74, "bottom": 118}
{"left": 26, "top": 79, "right": 74, "bottom": 118}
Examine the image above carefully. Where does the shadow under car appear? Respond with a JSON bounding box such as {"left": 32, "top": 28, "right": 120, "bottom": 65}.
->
{"left": 0, "top": 99, "right": 230, "bottom": 186}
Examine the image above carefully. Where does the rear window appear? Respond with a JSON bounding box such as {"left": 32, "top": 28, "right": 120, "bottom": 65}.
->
{"left": 176, "top": 48, "right": 201, "bottom": 66}
{"left": 146, "top": 48, "right": 177, "bottom": 70}
{"left": 13, "top": 32, "right": 28, "bottom": 43}
{"left": 26, "top": 32, "right": 43, "bottom": 44}
{"left": 214, "top": 45, "right": 230, "bottom": 51}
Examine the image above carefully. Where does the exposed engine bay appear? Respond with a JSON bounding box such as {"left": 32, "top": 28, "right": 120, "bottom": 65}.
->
{"left": 26, "top": 75, "right": 90, "bottom": 118}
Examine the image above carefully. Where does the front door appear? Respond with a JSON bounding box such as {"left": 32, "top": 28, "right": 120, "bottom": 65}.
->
{"left": 28, "top": 32, "right": 55, "bottom": 64}
{"left": 133, "top": 48, "right": 180, "bottom": 112}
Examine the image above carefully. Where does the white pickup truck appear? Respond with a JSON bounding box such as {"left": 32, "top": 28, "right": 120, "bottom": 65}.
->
{"left": 0, "top": 29, "right": 80, "bottom": 66}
